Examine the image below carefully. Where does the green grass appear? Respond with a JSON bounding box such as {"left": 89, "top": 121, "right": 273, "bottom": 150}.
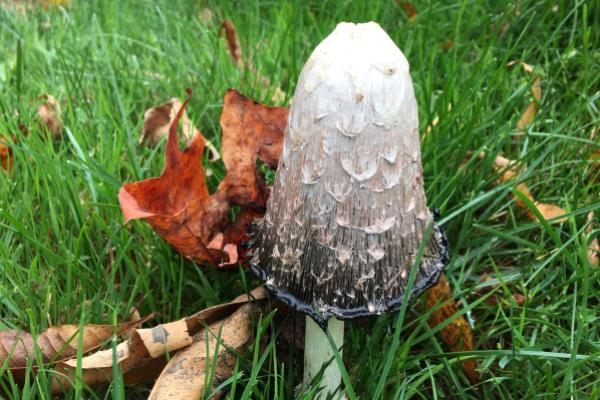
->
{"left": 0, "top": 0, "right": 598, "bottom": 398}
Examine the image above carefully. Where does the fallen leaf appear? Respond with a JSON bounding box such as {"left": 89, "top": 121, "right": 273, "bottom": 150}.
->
{"left": 522, "top": 62, "right": 534, "bottom": 74}
{"left": 426, "top": 273, "right": 479, "bottom": 383}
{"left": 148, "top": 303, "right": 255, "bottom": 399}
{"left": 480, "top": 152, "right": 566, "bottom": 223}
{"left": 531, "top": 77, "right": 541, "bottom": 101}
{"left": 586, "top": 212, "right": 599, "bottom": 267}
{"left": 37, "top": 94, "right": 62, "bottom": 138}
{"left": 1, "top": 315, "right": 152, "bottom": 382}
{"left": 219, "top": 19, "right": 286, "bottom": 104}
{"left": 474, "top": 273, "right": 527, "bottom": 306}
{"left": 397, "top": 1, "right": 417, "bottom": 20}
{"left": 441, "top": 39, "right": 454, "bottom": 50}
{"left": 128, "top": 308, "right": 142, "bottom": 323}
{"left": 221, "top": 19, "right": 242, "bottom": 67}
{"left": 516, "top": 103, "right": 537, "bottom": 130}
{"left": 51, "top": 287, "right": 266, "bottom": 393}
{"left": 516, "top": 77, "right": 541, "bottom": 130}
{"left": 120, "top": 90, "right": 287, "bottom": 267}
{"left": 508, "top": 60, "right": 535, "bottom": 74}
{"left": 0, "top": 139, "right": 13, "bottom": 172}
{"left": 140, "top": 98, "right": 195, "bottom": 147}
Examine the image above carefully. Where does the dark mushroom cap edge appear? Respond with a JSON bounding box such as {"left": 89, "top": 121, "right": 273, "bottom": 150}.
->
{"left": 248, "top": 217, "right": 450, "bottom": 330}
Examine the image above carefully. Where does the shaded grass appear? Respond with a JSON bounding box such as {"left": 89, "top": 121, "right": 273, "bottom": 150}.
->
{"left": 0, "top": 0, "right": 598, "bottom": 398}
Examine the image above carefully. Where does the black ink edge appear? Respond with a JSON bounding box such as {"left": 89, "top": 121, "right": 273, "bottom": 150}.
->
{"left": 249, "top": 222, "right": 450, "bottom": 331}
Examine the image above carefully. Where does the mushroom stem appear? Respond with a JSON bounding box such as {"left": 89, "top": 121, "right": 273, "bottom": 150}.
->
{"left": 304, "top": 316, "right": 344, "bottom": 398}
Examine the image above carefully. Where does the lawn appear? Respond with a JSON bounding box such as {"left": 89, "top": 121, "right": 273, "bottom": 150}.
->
{"left": 0, "top": 0, "right": 598, "bottom": 398}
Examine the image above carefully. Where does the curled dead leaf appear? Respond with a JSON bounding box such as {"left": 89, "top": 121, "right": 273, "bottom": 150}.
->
{"left": 51, "top": 287, "right": 266, "bottom": 394}
{"left": 120, "top": 90, "right": 287, "bottom": 267}
{"left": 480, "top": 152, "right": 566, "bottom": 223}
{"left": 1, "top": 315, "right": 152, "bottom": 382}
{"left": 474, "top": 273, "right": 527, "bottom": 306}
{"left": 426, "top": 273, "right": 479, "bottom": 383}
{"left": 219, "top": 19, "right": 286, "bottom": 104}
{"left": 140, "top": 98, "right": 195, "bottom": 147}
{"left": 0, "top": 139, "right": 13, "bottom": 172}
{"left": 516, "top": 77, "right": 541, "bottom": 130}
{"left": 516, "top": 103, "right": 537, "bottom": 130}
{"left": 507, "top": 60, "right": 534, "bottom": 74}
{"left": 37, "top": 94, "right": 62, "bottom": 138}
{"left": 397, "top": 1, "right": 417, "bottom": 20}
{"left": 221, "top": 19, "right": 242, "bottom": 67}
{"left": 441, "top": 39, "right": 454, "bottom": 50}
{"left": 149, "top": 303, "right": 255, "bottom": 399}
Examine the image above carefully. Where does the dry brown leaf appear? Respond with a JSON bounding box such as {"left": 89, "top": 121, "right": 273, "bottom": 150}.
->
{"left": 1, "top": 315, "right": 152, "bottom": 382}
{"left": 531, "top": 77, "right": 541, "bottom": 102}
{"left": 516, "top": 103, "right": 537, "bottom": 130}
{"left": 219, "top": 19, "right": 286, "bottom": 104}
{"left": 221, "top": 19, "right": 242, "bottom": 67}
{"left": 0, "top": 139, "right": 13, "bottom": 172}
{"left": 397, "top": 1, "right": 417, "bottom": 20}
{"left": 149, "top": 303, "right": 255, "bottom": 399}
{"left": 480, "top": 153, "right": 566, "bottom": 223}
{"left": 441, "top": 39, "right": 454, "bottom": 50}
{"left": 522, "top": 62, "right": 534, "bottom": 74}
{"left": 120, "top": 90, "right": 287, "bottom": 267}
{"left": 37, "top": 94, "right": 62, "bottom": 138}
{"left": 426, "top": 273, "right": 479, "bottom": 383}
{"left": 516, "top": 77, "right": 541, "bottom": 130}
{"left": 127, "top": 308, "right": 142, "bottom": 323}
{"left": 139, "top": 98, "right": 195, "bottom": 147}
{"left": 508, "top": 61, "right": 534, "bottom": 74}
{"left": 474, "top": 273, "right": 527, "bottom": 306}
{"left": 586, "top": 212, "right": 599, "bottom": 267}
{"left": 51, "top": 287, "right": 266, "bottom": 394}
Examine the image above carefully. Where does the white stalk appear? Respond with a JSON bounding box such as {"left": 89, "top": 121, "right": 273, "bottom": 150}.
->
{"left": 304, "top": 317, "right": 344, "bottom": 399}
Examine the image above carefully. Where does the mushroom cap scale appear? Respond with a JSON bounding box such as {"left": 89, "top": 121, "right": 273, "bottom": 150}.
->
{"left": 249, "top": 22, "right": 449, "bottom": 327}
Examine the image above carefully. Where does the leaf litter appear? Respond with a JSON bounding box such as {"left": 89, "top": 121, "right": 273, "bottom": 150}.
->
{"left": 51, "top": 287, "right": 267, "bottom": 394}
{"left": 220, "top": 19, "right": 286, "bottom": 103}
{"left": 0, "top": 315, "right": 153, "bottom": 381}
{"left": 119, "top": 89, "right": 287, "bottom": 267}
{"left": 1, "top": 94, "right": 62, "bottom": 172}
{"left": 479, "top": 152, "right": 566, "bottom": 222}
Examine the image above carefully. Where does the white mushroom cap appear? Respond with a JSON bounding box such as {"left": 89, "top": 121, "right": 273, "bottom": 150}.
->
{"left": 250, "top": 22, "right": 448, "bottom": 326}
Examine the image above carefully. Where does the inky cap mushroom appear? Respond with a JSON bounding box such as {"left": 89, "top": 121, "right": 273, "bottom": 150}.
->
{"left": 249, "top": 22, "right": 449, "bottom": 327}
